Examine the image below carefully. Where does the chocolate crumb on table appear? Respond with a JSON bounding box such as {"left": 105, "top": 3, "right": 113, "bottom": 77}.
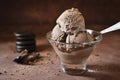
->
{"left": 0, "top": 72, "right": 2, "bottom": 75}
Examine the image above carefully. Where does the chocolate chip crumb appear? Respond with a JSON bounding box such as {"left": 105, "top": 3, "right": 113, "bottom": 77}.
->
{"left": 58, "top": 70, "right": 61, "bottom": 72}
{"left": 40, "top": 63, "right": 43, "bottom": 65}
{"left": 11, "top": 74, "right": 14, "bottom": 75}
{"left": 0, "top": 72, "right": 2, "bottom": 75}
{"left": 50, "top": 61, "right": 54, "bottom": 64}
{"left": 44, "top": 68, "right": 47, "bottom": 70}
{"left": 6, "top": 56, "right": 9, "bottom": 59}
{"left": 47, "top": 76, "right": 50, "bottom": 79}
{"left": 47, "top": 53, "right": 50, "bottom": 56}
{"left": 16, "top": 70, "right": 19, "bottom": 72}
{"left": 22, "top": 73, "right": 25, "bottom": 75}
{"left": 4, "top": 71, "right": 7, "bottom": 73}
{"left": 54, "top": 73, "right": 59, "bottom": 76}
{"left": 47, "top": 71, "right": 50, "bottom": 73}
{"left": 95, "top": 54, "right": 99, "bottom": 56}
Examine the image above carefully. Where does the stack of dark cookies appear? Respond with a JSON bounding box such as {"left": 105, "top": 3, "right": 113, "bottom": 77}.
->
{"left": 15, "top": 32, "right": 36, "bottom": 53}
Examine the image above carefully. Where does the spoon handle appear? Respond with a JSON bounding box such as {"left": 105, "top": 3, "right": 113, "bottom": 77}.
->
{"left": 100, "top": 22, "right": 120, "bottom": 34}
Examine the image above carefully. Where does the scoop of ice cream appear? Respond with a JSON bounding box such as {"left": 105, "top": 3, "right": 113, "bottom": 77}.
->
{"left": 51, "top": 24, "right": 64, "bottom": 40}
{"left": 51, "top": 24, "right": 67, "bottom": 42}
{"left": 66, "top": 32, "right": 93, "bottom": 52}
{"left": 66, "top": 32, "right": 93, "bottom": 44}
{"left": 51, "top": 8, "right": 94, "bottom": 52}
{"left": 56, "top": 8, "right": 85, "bottom": 35}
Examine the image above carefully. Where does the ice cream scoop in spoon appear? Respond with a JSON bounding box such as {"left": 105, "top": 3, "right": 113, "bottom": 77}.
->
{"left": 100, "top": 22, "right": 120, "bottom": 34}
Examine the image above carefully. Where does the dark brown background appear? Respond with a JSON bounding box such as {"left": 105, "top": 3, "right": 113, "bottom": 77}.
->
{"left": 0, "top": 1, "right": 120, "bottom": 80}
{"left": 0, "top": 0, "right": 120, "bottom": 25}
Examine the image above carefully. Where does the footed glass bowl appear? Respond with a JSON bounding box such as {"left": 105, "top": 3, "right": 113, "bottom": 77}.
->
{"left": 46, "top": 29, "right": 102, "bottom": 75}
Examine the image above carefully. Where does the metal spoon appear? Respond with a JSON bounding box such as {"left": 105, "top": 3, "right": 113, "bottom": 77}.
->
{"left": 100, "top": 22, "right": 120, "bottom": 34}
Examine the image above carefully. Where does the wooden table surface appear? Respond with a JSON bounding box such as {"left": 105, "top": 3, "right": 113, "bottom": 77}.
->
{"left": 0, "top": 25, "right": 120, "bottom": 80}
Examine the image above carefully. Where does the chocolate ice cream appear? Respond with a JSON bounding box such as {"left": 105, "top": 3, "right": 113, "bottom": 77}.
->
{"left": 51, "top": 24, "right": 66, "bottom": 42}
{"left": 51, "top": 8, "right": 93, "bottom": 52}
{"left": 56, "top": 8, "right": 85, "bottom": 35}
{"left": 49, "top": 8, "right": 96, "bottom": 63}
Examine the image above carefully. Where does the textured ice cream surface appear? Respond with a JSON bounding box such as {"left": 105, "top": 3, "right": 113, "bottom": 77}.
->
{"left": 51, "top": 24, "right": 67, "bottom": 42}
{"left": 51, "top": 8, "right": 94, "bottom": 53}
{"left": 66, "top": 31, "right": 94, "bottom": 52}
{"left": 56, "top": 32, "right": 94, "bottom": 53}
{"left": 66, "top": 32, "right": 93, "bottom": 44}
{"left": 56, "top": 8, "right": 85, "bottom": 35}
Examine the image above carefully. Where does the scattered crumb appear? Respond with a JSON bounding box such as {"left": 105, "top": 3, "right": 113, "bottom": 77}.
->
{"left": 40, "top": 63, "right": 43, "bottom": 65}
{"left": 45, "top": 68, "right": 47, "bottom": 70}
{"left": 5, "top": 56, "right": 9, "bottom": 59}
{"left": 4, "top": 71, "right": 7, "bottom": 73}
{"left": 14, "top": 49, "right": 40, "bottom": 65}
{"left": 50, "top": 61, "right": 54, "bottom": 64}
{"left": 11, "top": 74, "right": 14, "bottom": 75}
{"left": 0, "top": 72, "right": 2, "bottom": 75}
{"left": 58, "top": 70, "right": 61, "bottom": 72}
{"left": 16, "top": 70, "right": 19, "bottom": 72}
{"left": 22, "top": 73, "right": 25, "bottom": 75}
{"left": 55, "top": 55, "right": 58, "bottom": 57}
{"left": 47, "top": 53, "right": 50, "bottom": 56}
{"left": 54, "top": 73, "right": 59, "bottom": 76}
{"left": 47, "top": 76, "right": 50, "bottom": 78}
{"left": 95, "top": 54, "right": 99, "bottom": 56}
{"left": 47, "top": 71, "right": 50, "bottom": 73}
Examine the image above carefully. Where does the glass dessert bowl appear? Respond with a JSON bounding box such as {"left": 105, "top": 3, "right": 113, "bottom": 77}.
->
{"left": 46, "top": 29, "right": 102, "bottom": 75}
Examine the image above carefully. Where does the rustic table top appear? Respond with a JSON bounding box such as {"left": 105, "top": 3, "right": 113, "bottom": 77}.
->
{"left": 0, "top": 25, "right": 120, "bottom": 80}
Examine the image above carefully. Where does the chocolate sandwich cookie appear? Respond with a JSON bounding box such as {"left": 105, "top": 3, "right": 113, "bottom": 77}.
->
{"left": 16, "top": 37, "right": 35, "bottom": 41}
{"left": 15, "top": 32, "right": 35, "bottom": 37}
{"left": 16, "top": 41, "right": 36, "bottom": 46}
{"left": 15, "top": 33, "right": 35, "bottom": 41}
{"left": 15, "top": 32, "right": 36, "bottom": 53}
